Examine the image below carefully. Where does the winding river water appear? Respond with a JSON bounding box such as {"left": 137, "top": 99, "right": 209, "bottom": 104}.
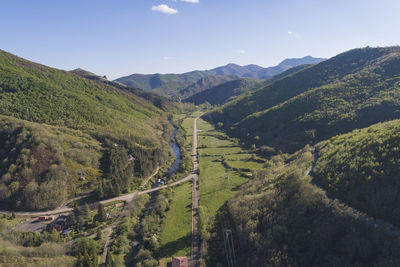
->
{"left": 166, "top": 124, "right": 181, "bottom": 178}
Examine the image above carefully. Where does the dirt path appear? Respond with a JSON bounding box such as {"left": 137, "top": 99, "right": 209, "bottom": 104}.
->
{"left": 100, "top": 193, "right": 137, "bottom": 265}
{"left": 191, "top": 116, "right": 200, "bottom": 266}
{"left": 140, "top": 167, "right": 160, "bottom": 187}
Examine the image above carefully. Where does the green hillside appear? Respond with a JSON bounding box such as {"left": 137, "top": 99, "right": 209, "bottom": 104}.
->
{"left": 70, "top": 68, "right": 174, "bottom": 111}
{"left": 184, "top": 65, "right": 312, "bottom": 106}
{"left": 183, "top": 78, "right": 262, "bottom": 105}
{"left": 0, "top": 115, "right": 102, "bottom": 210}
{"left": 177, "top": 75, "right": 238, "bottom": 99}
{"left": 206, "top": 46, "right": 400, "bottom": 152}
{"left": 313, "top": 119, "right": 400, "bottom": 227}
{"left": 206, "top": 146, "right": 400, "bottom": 266}
{"left": 0, "top": 50, "right": 171, "bottom": 144}
{"left": 114, "top": 71, "right": 212, "bottom": 96}
{"left": 0, "top": 50, "right": 176, "bottom": 209}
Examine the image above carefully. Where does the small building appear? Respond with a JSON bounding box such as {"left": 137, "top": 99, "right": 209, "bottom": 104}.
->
{"left": 172, "top": 257, "right": 188, "bottom": 267}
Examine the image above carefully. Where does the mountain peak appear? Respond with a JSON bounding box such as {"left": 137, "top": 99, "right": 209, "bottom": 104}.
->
{"left": 279, "top": 56, "right": 325, "bottom": 67}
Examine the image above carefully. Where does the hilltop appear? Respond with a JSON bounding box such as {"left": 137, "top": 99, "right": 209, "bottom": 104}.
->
{"left": 114, "top": 56, "right": 325, "bottom": 97}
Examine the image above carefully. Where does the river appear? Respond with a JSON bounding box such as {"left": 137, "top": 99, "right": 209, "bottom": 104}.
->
{"left": 166, "top": 124, "right": 181, "bottom": 178}
{"left": 151, "top": 123, "right": 181, "bottom": 190}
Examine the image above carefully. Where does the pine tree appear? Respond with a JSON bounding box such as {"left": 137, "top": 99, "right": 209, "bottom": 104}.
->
{"left": 96, "top": 228, "right": 102, "bottom": 240}
{"left": 96, "top": 203, "right": 107, "bottom": 222}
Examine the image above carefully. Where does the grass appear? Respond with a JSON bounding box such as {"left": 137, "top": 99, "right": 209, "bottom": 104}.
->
{"left": 181, "top": 116, "right": 194, "bottom": 149}
{"left": 198, "top": 157, "right": 247, "bottom": 217}
{"left": 158, "top": 182, "right": 192, "bottom": 258}
{"left": 196, "top": 118, "right": 264, "bottom": 223}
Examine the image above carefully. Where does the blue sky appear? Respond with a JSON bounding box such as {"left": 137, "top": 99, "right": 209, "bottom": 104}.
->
{"left": 1, "top": 0, "right": 400, "bottom": 79}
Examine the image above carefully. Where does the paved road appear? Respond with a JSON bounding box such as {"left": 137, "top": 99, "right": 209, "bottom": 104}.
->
{"left": 191, "top": 116, "right": 200, "bottom": 267}
{"left": 0, "top": 170, "right": 194, "bottom": 217}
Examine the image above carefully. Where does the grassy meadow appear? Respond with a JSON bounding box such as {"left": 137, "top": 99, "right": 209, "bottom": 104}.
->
{"left": 196, "top": 118, "right": 265, "bottom": 238}
{"left": 158, "top": 182, "right": 192, "bottom": 258}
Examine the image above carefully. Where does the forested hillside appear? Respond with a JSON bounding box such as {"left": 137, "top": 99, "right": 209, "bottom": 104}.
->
{"left": 183, "top": 78, "right": 262, "bottom": 105}
{"left": 206, "top": 46, "right": 400, "bottom": 152}
{"left": 184, "top": 65, "right": 313, "bottom": 106}
{"left": 70, "top": 68, "right": 174, "bottom": 111}
{"left": 177, "top": 75, "right": 237, "bottom": 99}
{"left": 313, "top": 119, "right": 400, "bottom": 227}
{"left": 206, "top": 146, "right": 400, "bottom": 266}
{"left": 0, "top": 116, "right": 102, "bottom": 210}
{"left": 0, "top": 50, "right": 177, "bottom": 209}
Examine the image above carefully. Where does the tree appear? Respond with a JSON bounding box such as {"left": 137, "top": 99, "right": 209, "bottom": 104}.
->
{"left": 74, "top": 238, "right": 100, "bottom": 267}
{"left": 83, "top": 203, "right": 92, "bottom": 223}
{"left": 95, "top": 203, "right": 107, "bottom": 223}
{"left": 96, "top": 228, "right": 102, "bottom": 240}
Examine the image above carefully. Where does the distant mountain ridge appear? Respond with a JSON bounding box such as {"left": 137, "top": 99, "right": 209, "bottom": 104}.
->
{"left": 114, "top": 56, "right": 325, "bottom": 97}
{"left": 184, "top": 64, "right": 313, "bottom": 106}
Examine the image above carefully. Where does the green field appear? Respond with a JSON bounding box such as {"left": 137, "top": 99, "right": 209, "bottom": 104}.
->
{"left": 158, "top": 182, "right": 192, "bottom": 258}
{"left": 197, "top": 118, "right": 264, "bottom": 227}
{"left": 158, "top": 113, "right": 265, "bottom": 260}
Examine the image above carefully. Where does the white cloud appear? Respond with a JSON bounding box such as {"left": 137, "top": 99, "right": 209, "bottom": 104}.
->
{"left": 181, "top": 0, "right": 199, "bottom": 3}
{"left": 152, "top": 4, "right": 178, "bottom": 14}
{"left": 163, "top": 56, "right": 174, "bottom": 60}
{"left": 288, "top": 31, "right": 293, "bottom": 35}
{"left": 238, "top": 50, "right": 245, "bottom": 54}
